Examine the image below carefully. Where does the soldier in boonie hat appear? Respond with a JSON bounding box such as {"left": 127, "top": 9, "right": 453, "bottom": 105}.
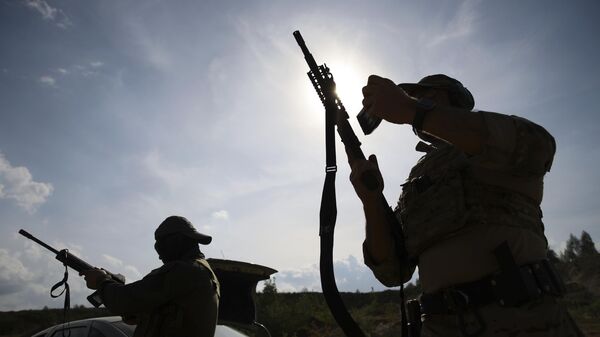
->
{"left": 357, "top": 74, "right": 474, "bottom": 136}
{"left": 349, "top": 73, "right": 583, "bottom": 336}
{"left": 398, "top": 74, "right": 474, "bottom": 110}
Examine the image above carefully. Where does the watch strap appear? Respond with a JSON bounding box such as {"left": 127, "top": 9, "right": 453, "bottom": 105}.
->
{"left": 412, "top": 98, "right": 436, "bottom": 134}
{"left": 412, "top": 107, "right": 427, "bottom": 133}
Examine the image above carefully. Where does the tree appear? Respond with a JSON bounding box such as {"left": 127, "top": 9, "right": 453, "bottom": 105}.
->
{"left": 262, "top": 277, "right": 278, "bottom": 294}
{"left": 579, "top": 231, "right": 598, "bottom": 257}
{"left": 562, "top": 234, "right": 581, "bottom": 263}
{"left": 547, "top": 248, "right": 560, "bottom": 265}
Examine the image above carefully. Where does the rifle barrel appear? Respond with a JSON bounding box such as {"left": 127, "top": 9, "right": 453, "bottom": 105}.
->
{"left": 293, "top": 30, "right": 319, "bottom": 72}
{"left": 18, "top": 229, "right": 60, "bottom": 255}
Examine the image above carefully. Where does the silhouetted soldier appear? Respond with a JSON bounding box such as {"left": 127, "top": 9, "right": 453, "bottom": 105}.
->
{"left": 350, "top": 74, "right": 583, "bottom": 336}
{"left": 82, "top": 216, "right": 220, "bottom": 337}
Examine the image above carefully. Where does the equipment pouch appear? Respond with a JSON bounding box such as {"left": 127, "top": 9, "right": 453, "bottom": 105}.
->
{"left": 400, "top": 170, "right": 468, "bottom": 255}
{"left": 491, "top": 242, "right": 541, "bottom": 307}
{"left": 531, "top": 260, "right": 566, "bottom": 296}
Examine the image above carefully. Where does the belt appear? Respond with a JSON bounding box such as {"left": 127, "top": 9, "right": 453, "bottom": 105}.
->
{"left": 420, "top": 259, "right": 565, "bottom": 315}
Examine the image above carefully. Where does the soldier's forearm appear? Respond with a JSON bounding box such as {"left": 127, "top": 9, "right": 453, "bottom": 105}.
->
{"left": 363, "top": 199, "right": 395, "bottom": 264}
{"left": 418, "top": 104, "right": 487, "bottom": 155}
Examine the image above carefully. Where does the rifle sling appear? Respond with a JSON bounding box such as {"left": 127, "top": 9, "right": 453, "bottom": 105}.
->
{"left": 50, "top": 250, "right": 72, "bottom": 337}
{"left": 319, "top": 104, "right": 367, "bottom": 337}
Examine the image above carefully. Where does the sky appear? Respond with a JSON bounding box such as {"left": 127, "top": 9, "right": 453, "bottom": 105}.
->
{"left": 1, "top": 0, "right": 599, "bottom": 310}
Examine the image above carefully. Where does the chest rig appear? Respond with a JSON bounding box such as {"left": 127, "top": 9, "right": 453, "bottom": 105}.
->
{"left": 397, "top": 142, "right": 546, "bottom": 258}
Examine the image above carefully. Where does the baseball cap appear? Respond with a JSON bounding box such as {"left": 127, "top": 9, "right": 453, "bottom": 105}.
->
{"left": 399, "top": 74, "right": 475, "bottom": 110}
{"left": 155, "top": 216, "right": 212, "bottom": 245}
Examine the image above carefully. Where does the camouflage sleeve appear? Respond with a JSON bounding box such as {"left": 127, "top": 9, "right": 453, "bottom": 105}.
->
{"left": 99, "top": 275, "right": 170, "bottom": 315}
{"left": 473, "top": 112, "right": 556, "bottom": 176}
{"left": 99, "top": 262, "right": 209, "bottom": 315}
{"left": 362, "top": 239, "right": 416, "bottom": 287}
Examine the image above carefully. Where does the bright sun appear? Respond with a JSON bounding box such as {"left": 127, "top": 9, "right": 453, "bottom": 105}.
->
{"left": 329, "top": 62, "right": 365, "bottom": 114}
{"left": 297, "top": 58, "right": 368, "bottom": 130}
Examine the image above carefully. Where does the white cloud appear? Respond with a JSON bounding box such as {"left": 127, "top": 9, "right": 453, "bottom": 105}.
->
{"left": 24, "top": 0, "right": 72, "bottom": 28}
{"left": 0, "top": 249, "right": 34, "bottom": 295}
{"left": 268, "top": 255, "right": 394, "bottom": 293}
{"left": 52, "top": 241, "right": 84, "bottom": 258}
{"left": 54, "top": 62, "right": 105, "bottom": 78}
{"left": 102, "top": 253, "right": 142, "bottom": 281}
{"left": 0, "top": 242, "right": 92, "bottom": 310}
{"left": 428, "top": 0, "right": 479, "bottom": 47}
{"left": 38, "top": 75, "right": 56, "bottom": 87}
{"left": 123, "top": 265, "right": 143, "bottom": 280}
{"left": 0, "top": 152, "right": 53, "bottom": 212}
{"left": 102, "top": 253, "right": 123, "bottom": 268}
{"left": 24, "top": 0, "right": 57, "bottom": 20}
{"left": 212, "top": 210, "right": 229, "bottom": 221}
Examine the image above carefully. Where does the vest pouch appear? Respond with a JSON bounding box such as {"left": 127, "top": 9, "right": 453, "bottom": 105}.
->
{"left": 400, "top": 170, "right": 468, "bottom": 256}
{"left": 464, "top": 182, "right": 546, "bottom": 239}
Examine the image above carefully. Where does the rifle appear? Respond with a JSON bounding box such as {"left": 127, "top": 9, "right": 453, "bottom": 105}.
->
{"left": 293, "top": 31, "right": 408, "bottom": 337}
{"left": 19, "top": 229, "right": 125, "bottom": 307}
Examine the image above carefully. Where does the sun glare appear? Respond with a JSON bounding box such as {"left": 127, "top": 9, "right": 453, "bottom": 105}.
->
{"left": 329, "top": 62, "right": 366, "bottom": 114}
{"left": 295, "top": 58, "right": 368, "bottom": 132}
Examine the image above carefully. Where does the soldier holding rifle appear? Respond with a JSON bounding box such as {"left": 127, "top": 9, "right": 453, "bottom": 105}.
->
{"left": 82, "top": 216, "right": 220, "bottom": 337}
{"left": 351, "top": 74, "right": 583, "bottom": 336}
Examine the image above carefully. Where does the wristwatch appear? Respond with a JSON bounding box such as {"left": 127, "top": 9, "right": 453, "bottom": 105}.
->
{"left": 412, "top": 98, "right": 437, "bottom": 134}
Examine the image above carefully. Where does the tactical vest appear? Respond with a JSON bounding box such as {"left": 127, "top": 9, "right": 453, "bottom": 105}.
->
{"left": 397, "top": 143, "right": 547, "bottom": 258}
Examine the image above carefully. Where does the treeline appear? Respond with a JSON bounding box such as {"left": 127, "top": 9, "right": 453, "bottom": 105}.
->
{"left": 547, "top": 231, "right": 600, "bottom": 322}
{"left": 252, "top": 282, "right": 422, "bottom": 337}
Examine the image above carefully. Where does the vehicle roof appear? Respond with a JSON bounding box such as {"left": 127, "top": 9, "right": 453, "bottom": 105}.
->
{"left": 31, "top": 316, "right": 123, "bottom": 337}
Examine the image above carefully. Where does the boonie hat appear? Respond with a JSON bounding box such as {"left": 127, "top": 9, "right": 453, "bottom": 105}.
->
{"left": 155, "top": 215, "right": 212, "bottom": 245}
{"left": 399, "top": 74, "right": 475, "bottom": 110}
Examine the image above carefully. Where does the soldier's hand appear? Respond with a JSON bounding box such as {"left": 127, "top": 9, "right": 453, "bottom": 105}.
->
{"left": 350, "top": 154, "right": 384, "bottom": 203}
{"left": 80, "top": 268, "right": 110, "bottom": 290}
{"left": 362, "top": 75, "right": 416, "bottom": 125}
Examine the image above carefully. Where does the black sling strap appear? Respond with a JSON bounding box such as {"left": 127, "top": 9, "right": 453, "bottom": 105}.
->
{"left": 319, "top": 98, "right": 367, "bottom": 337}
{"left": 50, "top": 250, "right": 72, "bottom": 337}
{"left": 294, "top": 30, "right": 408, "bottom": 337}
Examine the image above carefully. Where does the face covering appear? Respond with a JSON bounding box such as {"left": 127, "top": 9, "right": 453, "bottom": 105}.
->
{"left": 154, "top": 234, "right": 203, "bottom": 263}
